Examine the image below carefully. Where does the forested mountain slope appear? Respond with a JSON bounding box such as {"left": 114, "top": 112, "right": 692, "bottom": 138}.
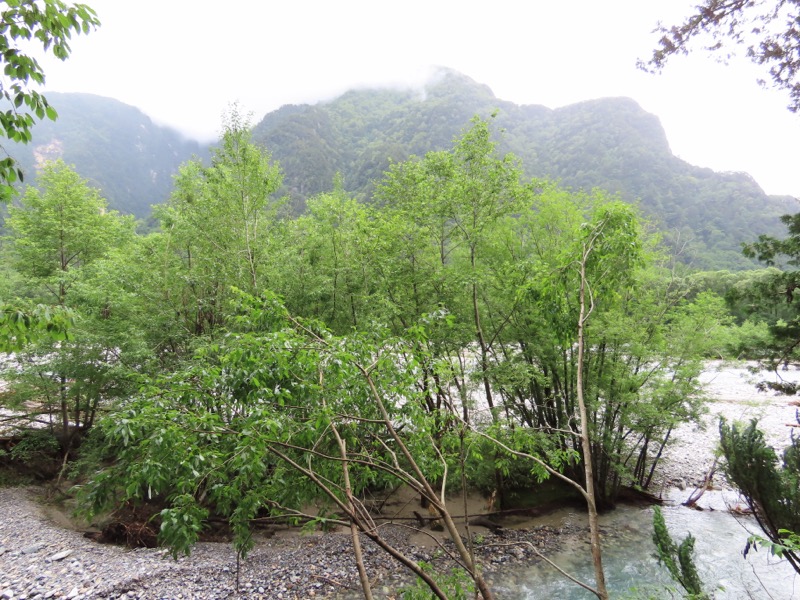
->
{"left": 8, "top": 93, "right": 205, "bottom": 219}
{"left": 252, "top": 69, "right": 798, "bottom": 269}
{"left": 5, "top": 71, "right": 795, "bottom": 269}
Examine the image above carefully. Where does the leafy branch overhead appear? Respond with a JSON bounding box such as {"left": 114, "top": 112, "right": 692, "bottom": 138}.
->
{"left": 642, "top": 0, "right": 800, "bottom": 112}
{"left": 0, "top": 0, "right": 99, "bottom": 200}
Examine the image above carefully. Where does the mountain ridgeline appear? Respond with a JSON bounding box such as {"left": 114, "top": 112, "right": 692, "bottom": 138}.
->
{"left": 9, "top": 93, "right": 206, "bottom": 220}
{"left": 251, "top": 70, "right": 798, "bottom": 270}
{"left": 11, "top": 72, "right": 798, "bottom": 269}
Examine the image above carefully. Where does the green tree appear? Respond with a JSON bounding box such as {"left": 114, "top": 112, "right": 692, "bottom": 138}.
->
{"left": 0, "top": 0, "right": 99, "bottom": 198}
{"left": 2, "top": 159, "right": 135, "bottom": 447}
{"left": 286, "top": 178, "right": 380, "bottom": 332}
{"left": 652, "top": 505, "right": 709, "bottom": 599}
{"left": 6, "top": 159, "right": 133, "bottom": 305}
{"left": 372, "top": 121, "right": 717, "bottom": 519}
{"left": 376, "top": 116, "right": 528, "bottom": 423}
{"left": 482, "top": 185, "right": 714, "bottom": 506}
{"left": 79, "top": 291, "right": 496, "bottom": 599}
{"left": 155, "top": 110, "right": 284, "bottom": 340}
{"left": 720, "top": 418, "right": 800, "bottom": 574}
{"left": 735, "top": 213, "right": 800, "bottom": 379}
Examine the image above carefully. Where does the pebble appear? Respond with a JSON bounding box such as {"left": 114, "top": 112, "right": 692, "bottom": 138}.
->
{"left": 22, "top": 543, "right": 46, "bottom": 554}
{"left": 0, "top": 486, "right": 564, "bottom": 599}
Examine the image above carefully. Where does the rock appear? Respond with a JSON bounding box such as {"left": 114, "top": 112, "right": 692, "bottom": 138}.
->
{"left": 22, "top": 543, "right": 45, "bottom": 555}
{"left": 46, "top": 549, "right": 73, "bottom": 562}
{"left": 66, "top": 587, "right": 79, "bottom": 599}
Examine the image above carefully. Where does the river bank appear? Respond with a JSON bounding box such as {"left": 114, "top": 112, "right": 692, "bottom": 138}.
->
{"left": 657, "top": 360, "right": 799, "bottom": 494}
{"left": 1, "top": 360, "right": 798, "bottom": 599}
{"left": 0, "top": 485, "right": 580, "bottom": 599}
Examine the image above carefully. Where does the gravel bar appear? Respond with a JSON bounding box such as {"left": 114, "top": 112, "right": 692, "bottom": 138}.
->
{"left": 0, "top": 487, "right": 568, "bottom": 599}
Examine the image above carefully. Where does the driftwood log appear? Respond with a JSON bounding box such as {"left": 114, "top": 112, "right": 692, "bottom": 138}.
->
{"left": 412, "top": 510, "right": 502, "bottom": 533}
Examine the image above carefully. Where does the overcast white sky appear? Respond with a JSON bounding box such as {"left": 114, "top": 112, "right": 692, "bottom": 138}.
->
{"left": 36, "top": 0, "right": 800, "bottom": 197}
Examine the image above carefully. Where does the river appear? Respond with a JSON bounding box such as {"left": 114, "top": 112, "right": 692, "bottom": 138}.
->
{"left": 490, "top": 361, "right": 800, "bottom": 599}
{"left": 491, "top": 489, "right": 797, "bottom": 599}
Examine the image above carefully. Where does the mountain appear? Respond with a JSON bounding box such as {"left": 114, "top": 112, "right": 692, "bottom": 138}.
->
{"left": 7, "top": 72, "right": 797, "bottom": 269}
{"left": 251, "top": 69, "right": 799, "bottom": 270}
{"left": 9, "top": 93, "right": 206, "bottom": 219}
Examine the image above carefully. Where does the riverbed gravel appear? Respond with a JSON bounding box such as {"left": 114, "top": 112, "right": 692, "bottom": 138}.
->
{"left": 0, "top": 486, "right": 574, "bottom": 599}
{"left": 1, "top": 361, "right": 796, "bottom": 599}
{"left": 658, "top": 360, "right": 799, "bottom": 492}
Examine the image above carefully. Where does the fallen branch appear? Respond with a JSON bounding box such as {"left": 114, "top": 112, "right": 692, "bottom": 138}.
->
{"left": 683, "top": 457, "right": 718, "bottom": 508}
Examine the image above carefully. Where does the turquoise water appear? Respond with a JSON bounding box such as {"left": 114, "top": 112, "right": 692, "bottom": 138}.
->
{"left": 492, "top": 490, "right": 798, "bottom": 599}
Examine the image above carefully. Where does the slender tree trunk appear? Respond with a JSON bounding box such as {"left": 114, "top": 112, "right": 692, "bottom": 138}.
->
{"left": 360, "top": 368, "right": 495, "bottom": 600}
{"left": 470, "top": 247, "right": 496, "bottom": 420}
{"left": 644, "top": 427, "right": 672, "bottom": 489}
{"left": 577, "top": 250, "right": 609, "bottom": 600}
{"left": 470, "top": 246, "right": 505, "bottom": 509}
{"left": 59, "top": 374, "right": 69, "bottom": 437}
{"left": 331, "top": 429, "right": 374, "bottom": 600}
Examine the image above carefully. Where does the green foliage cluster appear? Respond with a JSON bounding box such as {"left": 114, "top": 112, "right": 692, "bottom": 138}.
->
{"left": 0, "top": 1, "right": 99, "bottom": 200}
{"left": 56, "top": 118, "right": 719, "bottom": 524}
{"left": 651, "top": 506, "right": 708, "bottom": 600}
{"left": 644, "top": 0, "right": 800, "bottom": 113}
{"left": 0, "top": 113, "right": 741, "bottom": 598}
{"left": 79, "top": 291, "right": 430, "bottom": 557}
{"left": 0, "top": 302, "right": 72, "bottom": 351}
{"left": 151, "top": 109, "right": 285, "bottom": 343}
{"left": 401, "top": 563, "right": 475, "bottom": 600}
{"left": 1, "top": 159, "right": 138, "bottom": 447}
{"left": 6, "top": 428, "right": 60, "bottom": 463}
{"left": 720, "top": 418, "right": 800, "bottom": 573}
